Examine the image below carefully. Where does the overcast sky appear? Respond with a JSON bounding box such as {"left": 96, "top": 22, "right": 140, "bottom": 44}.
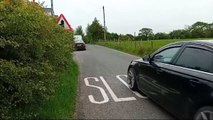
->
{"left": 36, "top": 0, "right": 212, "bottom": 35}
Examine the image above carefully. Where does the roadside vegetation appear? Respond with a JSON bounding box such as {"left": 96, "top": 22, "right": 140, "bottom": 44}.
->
{"left": 96, "top": 38, "right": 212, "bottom": 57}
{"left": 38, "top": 60, "right": 78, "bottom": 119}
{"left": 0, "top": 0, "right": 78, "bottom": 119}
{"left": 97, "top": 39, "right": 179, "bottom": 56}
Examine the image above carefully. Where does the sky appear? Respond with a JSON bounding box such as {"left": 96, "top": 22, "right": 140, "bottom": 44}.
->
{"left": 34, "top": 0, "right": 212, "bottom": 35}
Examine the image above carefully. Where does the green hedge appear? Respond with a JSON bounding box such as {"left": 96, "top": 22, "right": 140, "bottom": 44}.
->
{"left": 0, "top": 0, "right": 73, "bottom": 118}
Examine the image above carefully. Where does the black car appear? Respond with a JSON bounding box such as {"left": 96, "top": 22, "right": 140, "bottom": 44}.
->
{"left": 127, "top": 40, "right": 213, "bottom": 120}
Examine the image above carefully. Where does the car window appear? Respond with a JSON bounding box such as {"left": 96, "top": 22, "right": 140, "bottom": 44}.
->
{"left": 74, "top": 38, "right": 81, "bottom": 41}
{"left": 153, "top": 47, "right": 180, "bottom": 64}
{"left": 74, "top": 36, "right": 85, "bottom": 43}
{"left": 175, "top": 47, "right": 213, "bottom": 73}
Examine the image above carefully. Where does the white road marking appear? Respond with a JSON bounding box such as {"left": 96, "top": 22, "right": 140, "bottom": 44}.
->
{"left": 116, "top": 74, "right": 148, "bottom": 99}
{"left": 84, "top": 77, "right": 109, "bottom": 104}
{"left": 100, "top": 76, "right": 137, "bottom": 102}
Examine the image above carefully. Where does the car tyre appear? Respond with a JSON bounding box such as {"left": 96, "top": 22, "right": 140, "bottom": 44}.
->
{"left": 127, "top": 68, "right": 138, "bottom": 91}
{"left": 194, "top": 106, "right": 213, "bottom": 120}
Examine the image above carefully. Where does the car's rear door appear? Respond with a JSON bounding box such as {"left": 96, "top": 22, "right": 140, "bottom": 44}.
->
{"left": 155, "top": 44, "right": 213, "bottom": 118}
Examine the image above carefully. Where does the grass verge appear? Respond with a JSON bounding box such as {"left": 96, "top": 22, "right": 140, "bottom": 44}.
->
{"left": 38, "top": 60, "right": 79, "bottom": 119}
{"left": 97, "top": 39, "right": 213, "bottom": 57}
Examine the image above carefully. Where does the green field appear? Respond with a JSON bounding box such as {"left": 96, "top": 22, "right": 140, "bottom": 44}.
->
{"left": 97, "top": 39, "right": 212, "bottom": 57}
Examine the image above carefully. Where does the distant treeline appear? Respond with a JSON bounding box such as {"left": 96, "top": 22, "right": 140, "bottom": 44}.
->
{"left": 107, "top": 21, "right": 213, "bottom": 41}
{"left": 75, "top": 20, "right": 213, "bottom": 43}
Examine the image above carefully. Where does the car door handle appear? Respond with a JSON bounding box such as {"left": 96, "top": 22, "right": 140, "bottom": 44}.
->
{"left": 156, "top": 68, "right": 163, "bottom": 74}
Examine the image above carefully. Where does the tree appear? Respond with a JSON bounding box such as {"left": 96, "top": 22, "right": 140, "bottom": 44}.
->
{"left": 207, "top": 23, "right": 213, "bottom": 38}
{"left": 170, "top": 30, "right": 185, "bottom": 39}
{"left": 154, "top": 32, "right": 170, "bottom": 40}
{"left": 86, "top": 18, "right": 104, "bottom": 43}
{"left": 167, "top": 21, "right": 213, "bottom": 39}
{"left": 190, "top": 21, "right": 208, "bottom": 38}
{"left": 75, "top": 25, "right": 84, "bottom": 38}
{"left": 107, "top": 32, "right": 119, "bottom": 41}
{"left": 138, "top": 28, "right": 153, "bottom": 40}
{"left": 118, "top": 34, "right": 133, "bottom": 41}
{"left": 126, "top": 34, "right": 134, "bottom": 40}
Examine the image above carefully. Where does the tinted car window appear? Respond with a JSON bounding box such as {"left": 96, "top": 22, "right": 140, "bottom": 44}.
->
{"left": 175, "top": 47, "right": 213, "bottom": 73}
{"left": 154, "top": 47, "right": 180, "bottom": 63}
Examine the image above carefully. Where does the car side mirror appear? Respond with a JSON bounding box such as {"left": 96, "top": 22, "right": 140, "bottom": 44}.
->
{"left": 143, "top": 55, "right": 151, "bottom": 61}
{"left": 149, "top": 55, "right": 153, "bottom": 64}
{"left": 149, "top": 55, "right": 158, "bottom": 67}
{"left": 143, "top": 55, "right": 158, "bottom": 67}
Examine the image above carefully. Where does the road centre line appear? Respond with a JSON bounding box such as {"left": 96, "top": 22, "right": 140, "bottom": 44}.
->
{"left": 116, "top": 75, "right": 147, "bottom": 99}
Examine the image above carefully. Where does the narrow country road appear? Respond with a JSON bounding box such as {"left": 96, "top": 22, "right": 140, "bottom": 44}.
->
{"left": 74, "top": 44, "right": 174, "bottom": 119}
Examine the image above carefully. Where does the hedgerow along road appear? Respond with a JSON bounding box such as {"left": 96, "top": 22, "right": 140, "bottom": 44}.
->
{"left": 74, "top": 44, "right": 174, "bottom": 119}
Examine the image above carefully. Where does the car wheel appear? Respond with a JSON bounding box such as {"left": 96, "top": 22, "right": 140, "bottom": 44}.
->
{"left": 194, "top": 106, "right": 213, "bottom": 120}
{"left": 127, "top": 68, "right": 138, "bottom": 91}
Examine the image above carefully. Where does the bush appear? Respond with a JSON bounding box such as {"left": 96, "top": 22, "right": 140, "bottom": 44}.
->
{"left": 0, "top": 0, "right": 73, "bottom": 118}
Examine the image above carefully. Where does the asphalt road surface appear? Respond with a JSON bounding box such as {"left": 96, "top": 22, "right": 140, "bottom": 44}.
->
{"left": 74, "top": 44, "right": 174, "bottom": 119}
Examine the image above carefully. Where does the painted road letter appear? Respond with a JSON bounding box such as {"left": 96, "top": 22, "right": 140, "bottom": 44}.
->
{"left": 84, "top": 77, "right": 109, "bottom": 104}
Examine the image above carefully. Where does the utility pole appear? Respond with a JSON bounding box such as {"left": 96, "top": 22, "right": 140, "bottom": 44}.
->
{"left": 103, "top": 6, "right": 107, "bottom": 41}
{"left": 51, "top": 0, "right": 54, "bottom": 15}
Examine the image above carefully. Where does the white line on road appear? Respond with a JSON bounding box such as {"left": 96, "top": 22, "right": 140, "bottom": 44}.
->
{"left": 100, "top": 76, "right": 137, "bottom": 102}
{"left": 116, "top": 75, "right": 147, "bottom": 99}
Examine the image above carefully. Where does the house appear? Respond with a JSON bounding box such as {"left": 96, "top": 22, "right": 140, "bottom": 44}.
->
{"left": 44, "top": 8, "right": 54, "bottom": 16}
